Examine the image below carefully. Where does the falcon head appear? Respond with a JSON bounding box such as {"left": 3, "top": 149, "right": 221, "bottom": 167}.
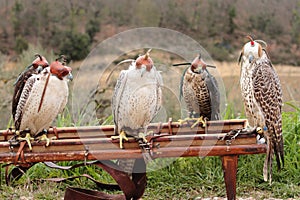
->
{"left": 50, "top": 61, "right": 73, "bottom": 81}
{"left": 32, "top": 53, "right": 49, "bottom": 72}
{"left": 191, "top": 53, "right": 207, "bottom": 73}
{"left": 238, "top": 35, "right": 263, "bottom": 65}
{"left": 135, "top": 49, "right": 153, "bottom": 76}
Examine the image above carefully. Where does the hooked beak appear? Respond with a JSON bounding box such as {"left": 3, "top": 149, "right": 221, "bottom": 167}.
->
{"left": 191, "top": 56, "right": 207, "bottom": 72}
{"left": 65, "top": 66, "right": 73, "bottom": 81}
{"left": 198, "top": 58, "right": 207, "bottom": 70}
{"left": 37, "top": 65, "right": 44, "bottom": 73}
{"left": 67, "top": 72, "right": 73, "bottom": 81}
{"left": 140, "top": 66, "right": 146, "bottom": 77}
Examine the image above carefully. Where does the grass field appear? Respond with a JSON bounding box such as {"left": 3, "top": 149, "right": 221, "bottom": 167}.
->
{"left": 0, "top": 49, "right": 299, "bottom": 199}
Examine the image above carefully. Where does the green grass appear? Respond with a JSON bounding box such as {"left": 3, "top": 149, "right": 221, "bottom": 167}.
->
{"left": 1, "top": 103, "right": 299, "bottom": 199}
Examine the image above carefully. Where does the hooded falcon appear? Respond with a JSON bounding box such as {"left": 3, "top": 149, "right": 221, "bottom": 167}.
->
{"left": 13, "top": 58, "right": 73, "bottom": 150}
{"left": 238, "top": 36, "right": 284, "bottom": 183}
{"left": 112, "top": 49, "right": 162, "bottom": 147}
{"left": 178, "top": 53, "right": 220, "bottom": 128}
{"left": 111, "top": 49, "right": 163, "bottom": 173}
{"left": 12, "top": 54, "right": 49, "bottom": 122}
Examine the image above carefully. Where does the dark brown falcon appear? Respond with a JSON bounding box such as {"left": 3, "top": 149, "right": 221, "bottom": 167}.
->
{"left": 178, "top": 54, "right": 220, "bottom": 128}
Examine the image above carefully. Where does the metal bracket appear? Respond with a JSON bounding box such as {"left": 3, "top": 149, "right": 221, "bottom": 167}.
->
{"left": 84, "top": 146, "right": 89, "bottom": 166}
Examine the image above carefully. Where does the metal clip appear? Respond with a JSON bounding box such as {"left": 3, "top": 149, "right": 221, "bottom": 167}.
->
{"left": 225, "top": 140, "right": 231, "bottom": 146}
{"left": 225, "top": 140, "right": 231, "bottom": 151}
{"left": 84, "top": 146, "right": 89, "bottom": 166}
{"left": 230, "top": 129, "right": 241, "bottom": 141}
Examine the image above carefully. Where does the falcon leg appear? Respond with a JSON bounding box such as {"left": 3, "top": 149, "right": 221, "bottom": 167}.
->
{"left": 17, "top": 132, "right": 34, "bottom": 151}
{"left": 111, "top": 130, "right": 128, "bottom": 149}
{"left": 191, "top": 116, "right": 207, "bottom": 128}
{"left": 137, "top": 131, "right": 152, "bottom": 164}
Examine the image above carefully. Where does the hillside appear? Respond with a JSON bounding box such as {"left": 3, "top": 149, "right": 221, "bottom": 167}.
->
{"left": 0, "top": 0, "right": 300, "bottom": 65}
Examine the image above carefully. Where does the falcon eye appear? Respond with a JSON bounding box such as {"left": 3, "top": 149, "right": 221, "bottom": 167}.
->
{"left": 37, "top": 78, "right": 40, "bottom": 81}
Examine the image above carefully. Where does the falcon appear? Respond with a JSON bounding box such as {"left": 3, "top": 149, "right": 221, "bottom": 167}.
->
{"left": 176, "top": 53, "right": 220, "bottom": 128}
{"left": 13, "top": 58, "right": 73, "bottom": 150}
{"left": 111, "top": 49, "right": 162, "bottom": 173}
{"left": 238, "top": 36, "right": 284, "bottom": 182}
{"left": 12, "top": 54, "right": 49, "bottom": 122}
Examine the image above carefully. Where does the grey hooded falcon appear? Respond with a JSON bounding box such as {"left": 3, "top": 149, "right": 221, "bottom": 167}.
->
{"left": 111, "top": 49, "right": 163, "bottom": 173}
{"left": 112, "top": 49, "right": 162, "bottom": 148}
{"left": 238, "top": 36, "right": 284, "bottom": 183}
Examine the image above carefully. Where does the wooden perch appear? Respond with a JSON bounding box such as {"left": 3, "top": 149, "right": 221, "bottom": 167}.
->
{"left": 0, "top": 119, "right": 267, "bottom": 200}
{"left": 0, "top": 119, "right": 265, "bottom": 163}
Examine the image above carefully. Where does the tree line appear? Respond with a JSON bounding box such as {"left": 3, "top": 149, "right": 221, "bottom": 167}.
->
{"left": 0, "top": 0, "right": 300, "bottom": 65}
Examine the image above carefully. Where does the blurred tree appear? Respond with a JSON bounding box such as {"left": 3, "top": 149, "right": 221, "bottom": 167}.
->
{"left": 134, "top": 0, "right": 161, "bottom": 27}
{"left": 11, "top": 1, "right": 23, "bottom": 37}
{"left": 14, "top": 35, "right": 28, "bottom": 54}
{"left": 249, "top": 12, "right": 282, "bottom": 38}
{"left": 86, "top": 18, "right": 100, "bottom": 41}
{"left": 107, "top": 0, "right": 134, "bottom": 26}
{"left": 227, "top": 5, "right": 236, "bottom": 34}
{"left": 59, "top": 32, "right": 91, "bottom": 61}
{"left": 291, "top": 6, "right": 300, "bottom": 45}
{"left": 191, "top": 2, "right": 202, "bottom": 31}
{"left": 162, "top": 1, "right": 190, "bottom": 31}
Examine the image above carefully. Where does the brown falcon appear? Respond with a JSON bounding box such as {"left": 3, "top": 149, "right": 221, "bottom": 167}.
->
{"left": 13, "top": 58, "right": 73, "bottom": 150}
{"left": 177, "top": 53, "right": 220, "bottom": 128}
{"left": 238, "top": 36, "right": 284, "bottom": 182}
{"left": 111, "top": 49, "right": 162, "bottom": 173}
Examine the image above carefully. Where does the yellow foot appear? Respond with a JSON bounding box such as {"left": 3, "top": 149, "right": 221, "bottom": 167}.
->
{"left": 39, "top": 134, "right": 52, "bottom": 147}
{"left": 111, "top": 130, "right": 128, "bottom": 149}
{"left": 191, "top": 116, "right": 207, "bottom": 129}
{"left": 178, "top": 117, "right": 192, "bottom": 125}
{"left": 138, "top": 131, "right": 153, "bottom": 143}
{"left": 18, "top": 133, "right": 34, "bottom": 151}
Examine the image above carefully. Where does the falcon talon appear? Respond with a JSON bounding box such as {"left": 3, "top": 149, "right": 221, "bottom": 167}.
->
{"left": 178, "top": 118, "right": 190, "bottom": 125}
{"left": 39, "top": 134, "right": 50, "bottom": 147}
{"left": 111, "top": 131, "right": 128, "bottom": 149}
{"left": 17, "top": 133, "right": 34, "bottom": 151}
{"left": 191, "top": 116, "right": 207, "bottom": 129}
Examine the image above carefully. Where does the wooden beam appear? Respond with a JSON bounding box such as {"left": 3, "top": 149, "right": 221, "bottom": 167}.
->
{"left": 0, "top": 119, "right": 248, "bottom": 141}
{"left": 0, "top": 144, "right": 266, "bottom": 163}
{"left": 222, "top": 155, "right": 238, "bottom": 200}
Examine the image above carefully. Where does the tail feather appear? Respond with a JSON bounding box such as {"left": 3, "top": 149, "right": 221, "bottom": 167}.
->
{"left": 274, "top": 124, "right": 284, "bottom": 170}
{"left": 263, "top": 138, "right": 273, "bottom": 182}
{"left": 273, "top": 136, "right": 284, "bottom": 171}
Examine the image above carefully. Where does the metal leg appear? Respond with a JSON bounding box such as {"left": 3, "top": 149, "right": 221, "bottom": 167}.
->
{"left": 221, "top": 155, "right": 238, "bottom": 200}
